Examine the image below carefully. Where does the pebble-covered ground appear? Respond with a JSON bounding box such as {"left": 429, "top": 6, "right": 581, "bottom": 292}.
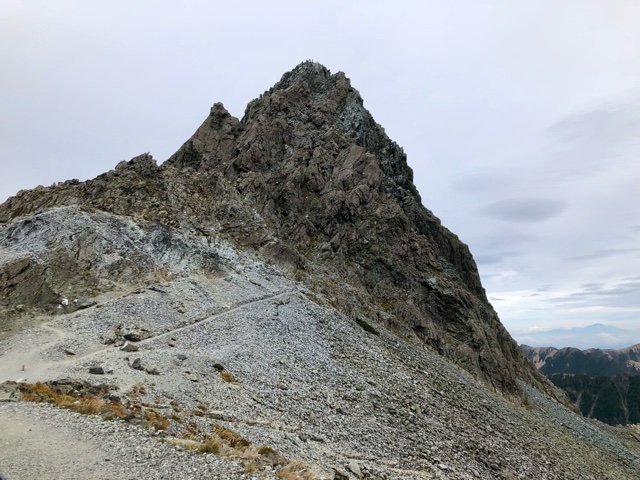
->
{"left": 1, "top": 246, "right": 639, "bottom": 479}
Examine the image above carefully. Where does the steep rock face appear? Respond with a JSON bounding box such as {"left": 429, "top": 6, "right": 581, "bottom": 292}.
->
{"left": 0, "top": 62, "right": 550, "bottom": 398}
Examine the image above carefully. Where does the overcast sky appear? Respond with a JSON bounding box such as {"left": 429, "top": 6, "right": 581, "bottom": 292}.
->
{"left": 1, "top": 1, "right": 639, "bottom": 347}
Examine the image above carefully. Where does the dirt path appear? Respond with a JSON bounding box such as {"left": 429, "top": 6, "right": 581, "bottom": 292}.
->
{"left": 0, "top": 404, "right": 116, "bottom": 480}
{"left": 0, "top": 326, "right": 65, "bottom": 383}
{"left": 0, "top": 402, "right": 244, "bottom": 479}
{"left": 0, "top": 289, "right": 293, "bottom": 385}
{"left": 137, "top": 288, "right": 292, "bottom": 345}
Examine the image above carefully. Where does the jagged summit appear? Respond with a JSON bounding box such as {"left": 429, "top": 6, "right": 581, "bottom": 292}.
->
{"left": 0, "top": 62, "right": 551, "bottom": 398}
{"left": 269, "top": 61, "right": 333, "bottom": 91}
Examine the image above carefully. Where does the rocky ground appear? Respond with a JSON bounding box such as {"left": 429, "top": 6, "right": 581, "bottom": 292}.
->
{"left": 2, "top": 230, "right": 639, "bottom": 479}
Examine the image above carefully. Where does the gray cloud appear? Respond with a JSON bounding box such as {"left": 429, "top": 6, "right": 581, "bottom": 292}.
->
{"left": 543, "top": 102, "right": 640, "bottom": 178}
{"left": 475, "top": 254, "right": 503, "bottom": 265}
{"left": 548, "top": 279, "right": 640, "bottom": 308}
{"left": 547, "top": 103, "right": 640, "bottom": 147}
{"left": 474, "top": 250, "right": 522, "bottom": 265}
{"left": 569, "top": 248, "right": 635, "bottom": 261}
{"left": 481, "top": 198, "right": 565, "bottom": 222}
{"left": 453, "top": 173, "right": 514, "bottom": 194}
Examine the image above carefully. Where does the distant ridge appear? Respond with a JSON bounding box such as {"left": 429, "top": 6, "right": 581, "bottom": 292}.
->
{"left": 521, "top": 343, "right": 640, "bottom": 377}
{"left": 522, "top": 343, "right": 640, "bottom": 425}
{"left": 517, "top": 323, "right": 640, "bottom": 350}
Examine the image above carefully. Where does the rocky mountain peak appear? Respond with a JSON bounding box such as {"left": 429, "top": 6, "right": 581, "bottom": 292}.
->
{"left": 0, "top": 62, "right": 554, "bottom": 399}
{"left": 165, "top": 62, "right": 549, "bottom": 397}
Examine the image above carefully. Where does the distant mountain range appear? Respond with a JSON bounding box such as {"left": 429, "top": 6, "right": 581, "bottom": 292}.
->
{"left": 516, "top": 323, "right": 640, "bottom": 350}
{"left": 521, "top": 343, "right": 640, "bottom": 377}
{"left": 522, "top": 343, "right": 640, "bottom": 425}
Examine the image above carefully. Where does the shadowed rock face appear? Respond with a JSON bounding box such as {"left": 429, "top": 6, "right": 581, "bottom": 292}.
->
{"left": 0, "top": 61, "right": 550, "bottom": 397}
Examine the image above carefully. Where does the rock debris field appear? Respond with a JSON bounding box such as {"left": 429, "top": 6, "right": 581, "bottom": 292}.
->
{"left": 1, "top": 243, "right": 639, "bottom": 479}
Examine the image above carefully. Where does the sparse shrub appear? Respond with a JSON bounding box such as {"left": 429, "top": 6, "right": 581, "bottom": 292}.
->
{"left": 213, "top": 423, "right": 251, "bottom": 448}
{"left": 20, "top": 382, "right": 111, "bottom": 416}
{"left": 220, "top": 371, "right": 236, "bottom": 383}
{"left": 74, "top": 396, "right": 106, "bottom": 415}
{"left": 129, "top": 383, "right": 147, "bottom": 400}
{"left": 355, "top": 317, "right": 379, "bottom": 335}
{"left": 150, "top": 415, "right": 170, "bottom": 430}
{"left": 276, "top": 461, "right": 316, "bottom": 480}
{"left": 198, "top": 438, "right": 221, "bottom": 454}
{"left": 258, "top": 446, "right": 278, "bottom": 455}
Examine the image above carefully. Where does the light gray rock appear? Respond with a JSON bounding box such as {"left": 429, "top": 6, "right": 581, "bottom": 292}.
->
{"left": 128, "top": 357, "right": 143, "bottom": 370}
{"left": 121, "top": 342, "right": 139, "bottom": 352}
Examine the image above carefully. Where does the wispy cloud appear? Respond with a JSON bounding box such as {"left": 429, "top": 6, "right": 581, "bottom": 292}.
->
{"left": 481, "top": 198, "right": 565, "bottom": 222}
{"left": 568, "top": 248, "right": 635, "bottom": 261}
{"left": 547, "top": 279, "right": 640, "bottom": 308}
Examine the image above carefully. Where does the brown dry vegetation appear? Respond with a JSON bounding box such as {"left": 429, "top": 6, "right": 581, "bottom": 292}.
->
{"left": 20, "top": 381, "right": 317, "bottom": 477}
{"left": 20, "top": 382, "right": 121, "bottom": 417}
{"left": 220, "top": 371, "right": 237, "bottom": 383}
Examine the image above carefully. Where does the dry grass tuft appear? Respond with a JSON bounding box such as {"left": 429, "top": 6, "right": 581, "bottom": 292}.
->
{"left": 220, "top": 371, "right": 237, "bottom": 383}
{"left": 198, "top": 437, "right": 222, "bottom": 454}
{"left": 257, "top": 445, "right": 278, "bottom": 455}
{"left": 132, "top": 383, "right": 147, "bottom": 395}
{"left": 144, "top": 409, "right": 170, "bottom": 430}
{"left": 213, "top": 423, "right": 251, "bottom": 448}
{"left": 21, "top": 382, "right": 130, "bottom": 420}
{"left": 22, "top": 382, "right": 318, "bottom": 477}
{"left": 276, "top": 461, "right": 317, "bottom": 480}
{"left": 74, "top": 396, "right": 106, "bottom": 415}
{"left": 21, "top": 382, "right": 106, "bottom": 415}
{"left": 170, "top": 413, "right": 184, "bottom": 424}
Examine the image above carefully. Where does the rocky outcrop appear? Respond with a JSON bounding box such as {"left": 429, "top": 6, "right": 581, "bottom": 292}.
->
{"left": 0, "top": 206, "right": 221, "bottom": 322}
{"left": 0, "top": 61, "right": 552, "bottom": 399}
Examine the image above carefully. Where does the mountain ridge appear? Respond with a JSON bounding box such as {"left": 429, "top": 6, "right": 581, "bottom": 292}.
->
{"left": 0, "top": 61, "right": 547, "bottom": 399}
{"left": 521, "top": 343, "right": 640, "bottom": 377}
